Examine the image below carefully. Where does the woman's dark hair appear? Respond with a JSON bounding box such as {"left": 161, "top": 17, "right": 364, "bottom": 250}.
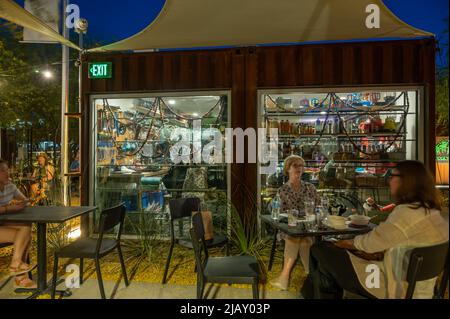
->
{"left": 393, "top": 160, "right": 441, "bottom": 211}
{"left": 0, "top": 158, "right": 8, "bottom": 168}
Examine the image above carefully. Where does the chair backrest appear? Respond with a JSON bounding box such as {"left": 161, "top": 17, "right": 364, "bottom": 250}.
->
{"left": 190, "top": 212, "right": 209, "bottom": 275}
{"left": 96, "top": 203, "right": 126, "bottom": 253}
{"left": 169, "top": 197, "right": 200, "bottom": 220}
{"left": 405, "top": 241, "right": 449, "bottom": 299}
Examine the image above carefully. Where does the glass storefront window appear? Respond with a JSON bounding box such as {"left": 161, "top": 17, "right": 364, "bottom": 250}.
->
{"left": 258, "top": 88, "right": 422, "bottom": 221}
{"left": 91, "top": 92, "right": 230, "bottom": 237}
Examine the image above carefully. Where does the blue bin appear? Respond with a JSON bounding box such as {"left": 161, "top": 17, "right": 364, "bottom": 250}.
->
{"left": 142, "top": 191, "right": 164, "bottom": 209}
{"left": 122, "top": 192, "right": 164, "bottom": 211}
{"left": 123, "top": 195, "right": 138, "bottom": 211}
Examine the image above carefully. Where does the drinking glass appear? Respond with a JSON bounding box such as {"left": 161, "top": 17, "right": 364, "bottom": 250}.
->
{"left": 287, "top": 209, "right": 299, "bottom": 227}
{"left": 331, "top": 206, "right": 340, "bottom": 216}
{"left": 304, "top": 200, "right": 315, "bottom": 217}
{"left": 304, "top": 214, "right": 318, "bottom": 232}
{"left": 316, "top": 205, "right": 328, "bottom": 228}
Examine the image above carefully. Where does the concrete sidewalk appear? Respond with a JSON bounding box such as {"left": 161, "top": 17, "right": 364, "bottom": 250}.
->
{"left": 0, "top": 277, "right": 300, "bottom": 299}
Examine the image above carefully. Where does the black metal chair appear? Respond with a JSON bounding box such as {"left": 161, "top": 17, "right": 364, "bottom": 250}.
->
{"left": 343, "top": 242, "right": 449, "bottom": 299}
{"left": 0, "top": 242, "right": 33, "bottom": 291}
{"left": 405, "top": 241, "right": 449, "bottom": 299}
{"left": 190, "top": 212, "right": 260, "bottom": 299}
{"left": 51, "top": 203, "right": 129, "bottom": 299}
{"left": 162, "top": 197, "right": 228, "bottom": 284}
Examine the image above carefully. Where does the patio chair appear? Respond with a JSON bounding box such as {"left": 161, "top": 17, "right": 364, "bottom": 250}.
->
{"left": 0, "top": 243, "right": 32, "bottom": 291}
{"left": 405, "top": 242, "right": 449, "bottom": 299}
{"left": 343, "top": 241, "right": 449, "bottom": 299}
{"left": 51, "top": 203, "right": 129, "bottom": 299}
{"left": 190, "top": 212, "right": 260, "bottom": 299}
{"left": 162, "top": 197, "right": 228, "bottom": 284}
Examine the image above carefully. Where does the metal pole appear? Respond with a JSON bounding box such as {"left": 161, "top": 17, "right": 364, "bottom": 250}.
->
{"left": 61, "top": 0, "right": 69, "bottom": 206}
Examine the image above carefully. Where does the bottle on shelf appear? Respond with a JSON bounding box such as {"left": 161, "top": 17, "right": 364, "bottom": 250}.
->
{"left": 352, "top": 120, "right": 359, "bottom": 134}
{"left": 327, "top": 120, "right": 333, "bottom": 134}
{"left": 333, "top": 117, "right": 340, "bottom": 134}
{"left": 345, "top": 118, "right": 353, "bottom": 133}
{"left": 315, "top": 118, "right": 322, "bottom": 133}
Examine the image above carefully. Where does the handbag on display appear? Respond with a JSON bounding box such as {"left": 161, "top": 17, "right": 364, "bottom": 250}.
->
{"left": 192, "top": 211, "right": 214, "bottom": 241}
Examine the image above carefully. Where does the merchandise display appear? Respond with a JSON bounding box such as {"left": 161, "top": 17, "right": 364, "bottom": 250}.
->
{"left": 92, "top": 94, "right": 230, "bottom": 235}
{"left": 259, "top": 89, "right": 420, "bottom": 216}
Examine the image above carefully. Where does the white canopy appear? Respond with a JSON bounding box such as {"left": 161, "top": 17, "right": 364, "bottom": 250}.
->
{"left": 90, "top": 0, "right": 432, "bottom": 53}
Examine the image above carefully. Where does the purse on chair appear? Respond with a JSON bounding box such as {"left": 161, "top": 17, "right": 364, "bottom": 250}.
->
{"left": 192, "top": 211, "right": 214, "bottom": 241}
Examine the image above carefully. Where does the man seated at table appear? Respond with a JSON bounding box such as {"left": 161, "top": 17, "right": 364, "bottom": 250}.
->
{"left": 270, "top": 155, "right": 320, "bottom": 290}
{"left": 0, "top": 159, "right": 37, "bottom": 289}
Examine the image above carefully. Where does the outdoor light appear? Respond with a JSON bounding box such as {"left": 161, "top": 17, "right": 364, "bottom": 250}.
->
{"left": 168, "top": 100, "right": 176, "bottom": 105}
{"left": 74, "top": 18, "right": 88, "bottom": 34}
{"left": 42, "top": 70, "right": 53, "bottom": 79}
{"left": 68, "top": 227, "right": 81, "bottom": 239}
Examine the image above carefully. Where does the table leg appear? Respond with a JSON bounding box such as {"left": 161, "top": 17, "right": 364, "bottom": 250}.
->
{"left": 37, "top": 222, "right": 47, "bottom": 291}
{"left": 268, "top": 228, "right": 278, "bottom": 271}
{"left": 25, "top": 223, "right": 72, "bottom": 299}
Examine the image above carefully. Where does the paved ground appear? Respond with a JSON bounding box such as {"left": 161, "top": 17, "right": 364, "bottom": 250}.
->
{"left": 0, "top": 277, "right": 300, "bottom": 299}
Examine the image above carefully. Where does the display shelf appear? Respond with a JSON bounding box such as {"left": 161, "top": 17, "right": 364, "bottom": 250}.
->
{"left": 264, "top": 110, "right": 413, "bottom": 117}
{"left": 273, "top": 133, "right": 408, "bottom": 138}
{"left": 259, "top": 89, "right": 418, "bottom": 218}
{"left": 96, "top": 163, "right": 228, "bottom": 168}
{"left": 261, "top": 185, "right": 389, "bottom": 191}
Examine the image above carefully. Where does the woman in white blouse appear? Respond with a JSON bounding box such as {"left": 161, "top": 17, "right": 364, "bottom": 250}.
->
{"left": 301, "top": 160, "right": 448, "bottom": 299}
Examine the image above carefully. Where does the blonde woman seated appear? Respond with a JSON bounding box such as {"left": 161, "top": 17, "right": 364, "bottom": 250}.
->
{"left": 31, "top": 153, "right": 55, "bottom": 199}
{"left": 270, "top": 155, "right": 320, "bottom": 290}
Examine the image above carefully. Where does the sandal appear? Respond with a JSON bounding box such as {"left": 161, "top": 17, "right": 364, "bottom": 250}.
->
{"left": 9, "top": 262, "right": 36, "bottom": 276}
{"left": 14, "top": 276, "right": 37, "bottom": 289}
{"left": 269, "top": 276, "right": 289, "bottom": 291}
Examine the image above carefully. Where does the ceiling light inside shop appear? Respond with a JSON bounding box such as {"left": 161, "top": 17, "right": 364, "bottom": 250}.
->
{"left": 168, "top": 100, "right": 176, "bottom": 105}
{"left": 192, "top": 113, "right": 199, "bottom": 117}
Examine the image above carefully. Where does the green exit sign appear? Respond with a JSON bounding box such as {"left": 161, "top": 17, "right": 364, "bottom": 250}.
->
{"left": 88, "top": 62, "right": 112, "bottom": 79}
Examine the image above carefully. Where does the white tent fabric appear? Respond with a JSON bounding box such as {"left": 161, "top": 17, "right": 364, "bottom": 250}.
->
{"left": 0, "top": 0, "right": 81, "bottom": 51}
{"left": 89, "top": 0, "right": 433, "bottom": 53}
